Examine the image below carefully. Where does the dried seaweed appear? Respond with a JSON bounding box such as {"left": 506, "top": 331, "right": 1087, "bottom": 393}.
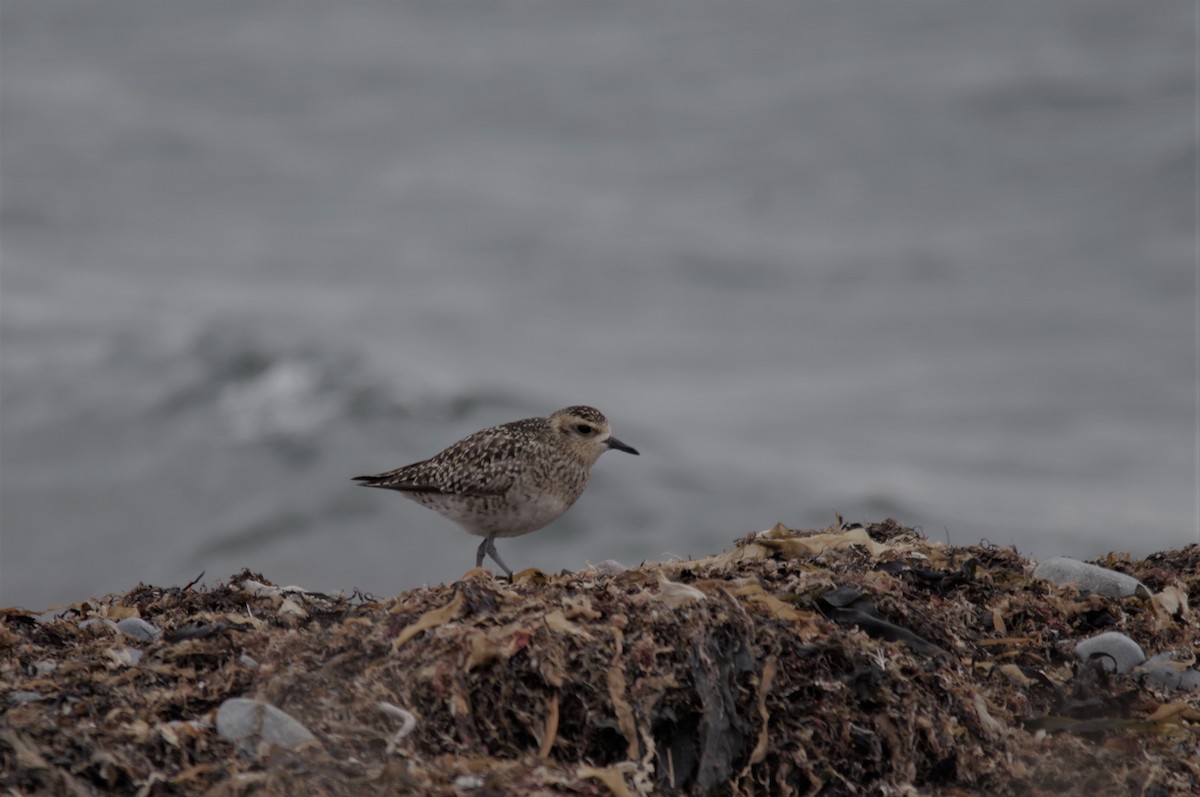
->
{"left": 2, "top": 521, "right": 1198, "bottom": 796}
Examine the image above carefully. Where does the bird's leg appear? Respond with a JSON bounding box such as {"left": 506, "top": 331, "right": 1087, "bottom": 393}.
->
{"left": 475, "top": 536, "right": 490, "bottom": 568}
{"left": 485, "top": 536, "right": 515, "bottom": 580}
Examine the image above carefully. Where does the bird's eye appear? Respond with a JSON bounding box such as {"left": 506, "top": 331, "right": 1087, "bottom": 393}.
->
{"left": 574, "top": 423, "right": 594, "bottom": 435}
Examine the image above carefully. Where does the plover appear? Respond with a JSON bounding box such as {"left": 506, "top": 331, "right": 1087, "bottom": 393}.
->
{"left": 353, "top": 406, "right": 639, "bottom": 577}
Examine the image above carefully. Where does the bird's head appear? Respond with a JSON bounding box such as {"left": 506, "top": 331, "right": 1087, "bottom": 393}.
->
{"left": 549, "top": 406, "right": 639, "bottom": 466}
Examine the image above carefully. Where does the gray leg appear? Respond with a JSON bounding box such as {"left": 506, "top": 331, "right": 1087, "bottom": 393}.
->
{"left": 484, "top": 537, "right": 514, "bottom": 579}
{"left": 475, "top": 536, "right": 491, "bottom": 568}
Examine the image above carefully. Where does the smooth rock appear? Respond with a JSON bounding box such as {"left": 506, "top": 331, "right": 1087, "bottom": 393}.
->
{"left": 454, "top": 775, "right": 484, "bottom": 791}
{"left": 116, "top": 617, "right": 162, "bottom": 642}
{"left": 32, "top": 660, "right": 58, "bottom": 677}
{"left": 7, "top": 691, "right": 46, "bottom": 705}
{"left": 1138, "top": 653, "right": 1200, "bottom": 692}
{"left": 1074, "top": 631, "right": 1146, "bottom": 673}
{"left": 215, "top": 698, "right": 316, "bottom": 750}
{"left": 1032, "top": 557, "right": 1149, "bottom": 599}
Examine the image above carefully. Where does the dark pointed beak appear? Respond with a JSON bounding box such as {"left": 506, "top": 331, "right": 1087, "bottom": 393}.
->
{"left": 606, "top": 435, "right": 639, "bottom": 455}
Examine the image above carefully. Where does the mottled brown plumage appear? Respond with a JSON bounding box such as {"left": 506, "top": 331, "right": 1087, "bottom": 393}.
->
{"left": 354, "top": 406, "right": 638, "bottom": 576}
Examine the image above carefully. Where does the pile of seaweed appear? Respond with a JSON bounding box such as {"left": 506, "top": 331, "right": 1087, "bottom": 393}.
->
{"left": 3, "top": 520, "right": 1198, "bottom": 796}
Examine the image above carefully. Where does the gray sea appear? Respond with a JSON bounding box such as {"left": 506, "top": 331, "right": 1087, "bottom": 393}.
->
{"left": 1, "top": 0, "right": 1195, "bottom": 609}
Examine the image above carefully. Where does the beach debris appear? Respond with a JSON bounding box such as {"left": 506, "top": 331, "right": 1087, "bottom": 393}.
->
{"left": 1, "top": 532, "right": 1197, "bottom": 795}
{"left": 378, "top": 701, "right": 418, "bottom": 756}
{"left": 817, "top": 586, "right": 947, "bottom": 657}
{"left": 1150, "top": 583, "right": 1189, "bottom": 620}
{"left": 652, "top": 573, "right": 707, "bottom": 608}
{"left": 392, "top": 589, "right": 467, "bottom": 651}
{"left": 77, "top": 617, "right": 119, "bottom": 634}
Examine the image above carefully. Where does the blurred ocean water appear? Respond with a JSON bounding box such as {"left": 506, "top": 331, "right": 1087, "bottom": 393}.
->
{"left": 1, "top": 0, "right": 1195, "bottom": 608}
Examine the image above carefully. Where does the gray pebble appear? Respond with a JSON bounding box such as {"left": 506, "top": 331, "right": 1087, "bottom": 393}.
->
{"left": 1074, "top": 631, "right": 1146, "bottom": 673}
{"left": 116, "top": 617, "right": 162, "bottom": 642}
{"left": 1138, "top": 653, "right": 1200, "bottom": 692}
{"left": 216, "top": 698, "right": 316, "bottom": 750}
{"left": 1032, "top": 557, "right": 1149, "bottom": 599}
{"left": 454, "top": 775, "right": 484, "bottom": 791}
{"left": 32, "top": 661, "right": 58, "bottom": 677}
{"left": 7, "top": 691, "right": 46, "bottom": 705}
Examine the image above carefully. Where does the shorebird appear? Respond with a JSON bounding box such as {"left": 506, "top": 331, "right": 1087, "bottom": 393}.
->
{"left": 353, "top": 406, "right": 639, "bottom": 577}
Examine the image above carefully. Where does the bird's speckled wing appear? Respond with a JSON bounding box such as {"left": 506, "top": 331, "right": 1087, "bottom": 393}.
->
{"left": 352, "top": 418, "right": 546, "bottom": 497}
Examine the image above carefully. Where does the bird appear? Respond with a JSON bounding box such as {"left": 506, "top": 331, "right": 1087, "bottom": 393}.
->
{"left": 353, "top": 405, "right": 639, "bottom": 577}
